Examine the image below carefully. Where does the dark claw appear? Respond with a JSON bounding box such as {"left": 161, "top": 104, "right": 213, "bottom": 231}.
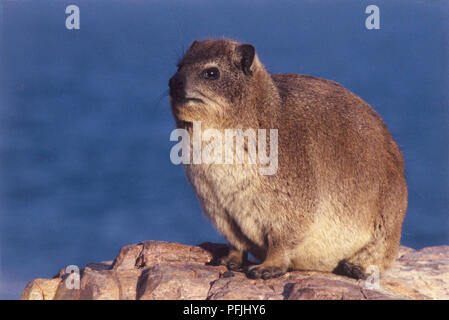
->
{"left": 334, "top": 259, "right": 367, "bottom": 280}
{"left": 247, "top": 268, "right": 260, "bottom": 279}
{"left": 272, "top": 268, "right": 286, "bottom": 278}
{"left": 215, "top": 257, "right": 244, "bottom": 272}
{"left": 227, "top": 261, "right": 243, "bottom": 271}
{"left": 351, "top": 265, "right": 367, "bottom": 280}
{"left": 246, "top": 266, "right": 286, "bottom": 280}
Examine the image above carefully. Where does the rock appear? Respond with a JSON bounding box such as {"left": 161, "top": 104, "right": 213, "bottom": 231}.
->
{"left": 21, "top": 278, "right": 61, "bottom": 300}
{"left": 382, "top": 246, "right": 449, "bottom": 300}
{"left": 21, "top": 241, "right": 449, "bottom": 300}
{"left": 137, "top": 263, "right": 224, "bottom": 300}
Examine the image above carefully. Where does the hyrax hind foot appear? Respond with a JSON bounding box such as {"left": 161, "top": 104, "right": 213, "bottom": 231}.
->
{"left": 334, "top": 259, "right": 367, "bottom": 280}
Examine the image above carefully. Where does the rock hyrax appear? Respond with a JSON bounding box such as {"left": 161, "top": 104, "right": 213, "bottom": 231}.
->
{"left": 168, "top": 39, "right": 407, "bottom": 280}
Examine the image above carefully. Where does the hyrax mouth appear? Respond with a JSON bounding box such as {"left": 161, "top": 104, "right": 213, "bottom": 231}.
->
{"left": 182, "top": 97, "right": 204, "bottom": 103}
{"left": 170, "top": 96, "right": 204, "bottom": 107}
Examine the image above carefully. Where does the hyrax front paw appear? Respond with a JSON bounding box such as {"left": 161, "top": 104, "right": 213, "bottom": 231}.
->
{"left": 217, "top": 255, "right": 243, "bottom": 271}
{"left": 246, "top": 265, "right": 287, "bottom": 280}
{"left": 214, "top": 249, "right": 246, "bottom": 271}
{"left": 334, "top": 259, "right": 367, "bottom": 280}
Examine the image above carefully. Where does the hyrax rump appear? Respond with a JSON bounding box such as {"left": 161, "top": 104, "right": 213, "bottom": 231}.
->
{"left": 168, "top": 39, "right": 407, "bottom": 280}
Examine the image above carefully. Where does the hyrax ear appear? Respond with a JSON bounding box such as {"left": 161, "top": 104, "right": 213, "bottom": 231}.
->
{"left": 235, "top": 44, "right": 256, "bottom": 76}
{"left": 188, "top": 40, "right": 200, "bottom": 51}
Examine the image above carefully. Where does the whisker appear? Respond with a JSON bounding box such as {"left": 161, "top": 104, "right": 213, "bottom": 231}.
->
{"left": 149, "top": 89, "right": 170, "bottom": 115}
{"left": 193, "top": 90, "right": 225, "bottom": 109}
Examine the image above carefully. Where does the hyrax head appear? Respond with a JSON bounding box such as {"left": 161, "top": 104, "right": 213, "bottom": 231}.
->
{"left": 168, "top": 39, "right": 262, "bottom": 126}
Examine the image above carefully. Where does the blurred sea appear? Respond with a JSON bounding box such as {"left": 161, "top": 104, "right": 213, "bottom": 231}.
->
{"left": 0, "top": 0, "right": 448, "bottom": 299}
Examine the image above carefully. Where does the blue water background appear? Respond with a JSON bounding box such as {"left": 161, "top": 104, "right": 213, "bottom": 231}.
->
{"left": 0, "top": 0, "right": 448, "bottom": 299}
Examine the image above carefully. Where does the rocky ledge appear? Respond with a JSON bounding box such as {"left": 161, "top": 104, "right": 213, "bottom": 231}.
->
{"left": 21, "top": 241, "right": 449, "bottom": 300}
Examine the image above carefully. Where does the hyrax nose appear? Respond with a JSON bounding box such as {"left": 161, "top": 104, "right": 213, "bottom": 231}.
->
{"left": 169, "top": 73, "right": 186, "bottom": 99}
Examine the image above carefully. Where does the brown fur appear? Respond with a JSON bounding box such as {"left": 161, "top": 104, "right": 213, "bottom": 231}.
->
{"left": 169, "top": 39, "right": 407, "bottom": 279}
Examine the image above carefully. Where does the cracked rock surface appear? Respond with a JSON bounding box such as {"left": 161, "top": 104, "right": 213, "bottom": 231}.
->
{"left": 21, "top": 241, "right": 449, "bottom": 300}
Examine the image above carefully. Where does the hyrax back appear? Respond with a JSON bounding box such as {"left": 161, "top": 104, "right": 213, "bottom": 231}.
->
{"left": 168, "top": 39, "right": 407, "bottom": 280}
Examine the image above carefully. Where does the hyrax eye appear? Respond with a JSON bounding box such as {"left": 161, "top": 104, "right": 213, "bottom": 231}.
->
{"left": 202, "top": 67, "right": 220, "bottom": 80}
